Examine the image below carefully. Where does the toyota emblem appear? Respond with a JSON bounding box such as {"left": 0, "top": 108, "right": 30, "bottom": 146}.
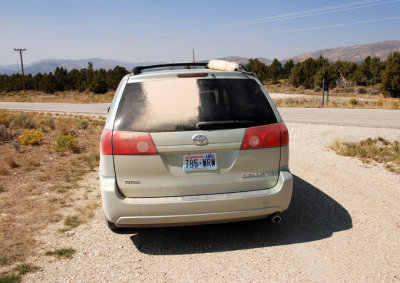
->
{"left": 192, "top": 134, "right": 208, "bottom": 146}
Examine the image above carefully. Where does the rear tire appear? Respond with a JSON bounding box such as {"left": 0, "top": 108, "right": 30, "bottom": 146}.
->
{"left": 105, "top": 217, "right": 118, "bottom": 231}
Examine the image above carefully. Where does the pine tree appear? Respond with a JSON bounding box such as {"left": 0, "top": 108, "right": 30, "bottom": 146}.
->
{"left": 382, "top": 51, "right": 400, "bottom": 98}
{"left": 268, "top": 59, "right": 282, "bottom": 83}
{"left": 246, "top": 59, "right": 267, "bottom": 82}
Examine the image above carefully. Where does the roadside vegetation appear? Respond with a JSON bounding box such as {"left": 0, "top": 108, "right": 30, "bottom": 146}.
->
{"left": 0, "top": 63, "right": 128, "bottom": 94}
{"left": 45, "top": 248, "right": 76, "bottom": 259}
{"left": 0, "top": 262, "right": 40, "bottom": 283}
{"left": 1, "top": 52, "right": 400, "bottom": 107}
{"left": 0, "top": 90, "right": 114, "bottom": 103}
{"left": 247, "top": 51, "right": 400, "bottom": 98}
{"left": 272, "top": 94, "right": 399, "bottom": 109}
{"left": 0, "top": 110, "right": 104, "bottom": 280}
{"left": 330, "top": 137, "right": 400, "bottom": 174}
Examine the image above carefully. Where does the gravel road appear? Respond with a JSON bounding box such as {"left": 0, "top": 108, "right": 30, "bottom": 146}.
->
{"left": 24, "top": 123, "right": 400, "bottom": 282}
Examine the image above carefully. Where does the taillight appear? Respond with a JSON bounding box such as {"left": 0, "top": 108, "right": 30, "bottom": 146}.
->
{"left": 112, "top": 131, "right": 158, "bottom": 155}
{"left": 240, "top": 122, "right": 289, "bottom": 150}
{"left": 100, "top": 128, "right": 113, "bottom": 155}
{"left": 278, "top": 122, "right": 289, "bottom": 146}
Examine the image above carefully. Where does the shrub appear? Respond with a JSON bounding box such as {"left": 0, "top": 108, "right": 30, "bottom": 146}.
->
{"left": 5, "top": 154, "right": 18, "bottom": 168}
{"left": 349, "top": 98, "right": 359, "bottom": 105}
{"left": 0, "top": 166, "right": 9, "bottom": 176}
{"left": 374, "top": 99, "right": 384, "bottom": 106}
{"left": 357, "top": 87, "right": 367, "bottom": 94}
{"left": 330, "top": 137, "right": 400, "bottom": 174}
{"left": 0, "top": 124, "right": 11, "bottom": 142}
{"left": 77, "top": 120, "right": 89, "bottom": 130}
{"left": 46, "top": 118, "right": 55, "bottom": 130}
{"left": 91, "top": 119, "right": 105, "bottom": 127}
{"left": 367, "top": 88, "right": 380, "bottom": 95}
{"left": 0, "top": 274, "right": 21, "bottom": 283}
{"left": 0, "top": 113, "right": 16, "bottom": 127}
{"left": 19, "top": 130, "right": 42, "bottom": 145}
{"left": 64, "top": 215, "right": 80, "bottom": 228}
{"left": 391, "top": 100, "right": 400, "bottom": 109}
{"left": 56, "top": 121, "right": 71, "bottom": 135}
{"left": 314, "top": 86, "right": 322, "bottom": 92}
{"left": 54, "top": 134, "right": 79, "bottom": 153}
{"left": 10, "top": 114, "right": 37, "bottom": 129}
{"left": 13, "top": 262, "right": 40, "bottom": 275}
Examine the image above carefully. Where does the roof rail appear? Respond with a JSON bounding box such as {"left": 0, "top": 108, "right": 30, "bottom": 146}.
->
{"left": 132, "top": 63, "right": 208, "bottom": 75}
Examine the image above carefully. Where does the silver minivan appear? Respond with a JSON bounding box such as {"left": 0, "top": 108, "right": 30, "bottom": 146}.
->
{"left": 99, "top": 60, "right": 293, "bottom": 230}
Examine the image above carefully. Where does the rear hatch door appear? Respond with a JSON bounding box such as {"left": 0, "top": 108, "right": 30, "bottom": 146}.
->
{"left": 113, "top": 75, "right": 280, "bottom": 197}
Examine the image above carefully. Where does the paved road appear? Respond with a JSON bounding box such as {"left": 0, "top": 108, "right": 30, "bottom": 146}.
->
{"left": 0, "top": 102, "right": 109, "bottom": 115}
{"left": 279, "top": 107, "right": 400, "bottom": 129}
{"left": 1, "top": 102, "right": 399, "bottom": 128}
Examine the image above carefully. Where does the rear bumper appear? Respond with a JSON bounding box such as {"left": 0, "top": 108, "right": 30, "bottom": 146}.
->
{"left": 100, "top": 170, "right": 293, "bottom": 227}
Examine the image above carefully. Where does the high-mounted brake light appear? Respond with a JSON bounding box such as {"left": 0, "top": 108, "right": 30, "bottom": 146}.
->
{"left": 240, "top": 122, "right": 289, "bottom": 150}
{"left": 177, "top": 73, "right": 208, "bottom": 78}
{"left": 112, "top": 131, "right": 158, "bottom": 155}
{"left": 100, "top": 129, "right": 113, "bottom": 155}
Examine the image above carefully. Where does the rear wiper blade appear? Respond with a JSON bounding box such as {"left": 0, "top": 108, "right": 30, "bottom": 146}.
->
{"left": 196, "top": 120, "right": 256, "bottom": 129}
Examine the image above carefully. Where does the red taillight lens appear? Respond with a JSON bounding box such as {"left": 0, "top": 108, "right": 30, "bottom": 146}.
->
{"left": 112, "top": 131, "right": 158, "bottom": 155}
{"left": 240, "top": 122, "right": 289, "bottom": 150}
{"left": 100, "top": 128, "right": 113, "bottom": 155}
{"left": 278, "top": 122, "right": 289, "bottom": 146}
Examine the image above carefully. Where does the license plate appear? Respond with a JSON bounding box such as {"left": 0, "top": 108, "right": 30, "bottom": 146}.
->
{"left": 183, "top": 153, "right": 217, "bottom": 171}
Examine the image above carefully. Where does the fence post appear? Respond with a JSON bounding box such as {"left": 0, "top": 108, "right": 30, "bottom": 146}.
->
{"left": 322, "top": 78, "right": 325, "bottom": 107}
{"left": 327, "top": 84, "right": 329, "bottom": 105}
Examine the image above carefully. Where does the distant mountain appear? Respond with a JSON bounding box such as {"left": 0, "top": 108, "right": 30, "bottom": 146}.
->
{"left": 1, "top": 40, "right": 399, "bottom": 75}
{"left": 218, "top": 56, "right": 271, "bottom": 65}
{"left": 286, "top": 40, "right": 400, "bottom": 63}
{"left": 0, "top": 58, "right": 162, "bottom": 75}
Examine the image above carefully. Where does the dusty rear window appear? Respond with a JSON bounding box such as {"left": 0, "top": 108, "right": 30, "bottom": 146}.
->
{"left": 113, "top": 78, "right": 277, "bottom": 132}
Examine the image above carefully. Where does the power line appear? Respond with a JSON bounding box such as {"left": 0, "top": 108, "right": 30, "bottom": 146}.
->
{"left": 243, "top": 16, "right": 400, "bottom": 39}
{"left": 221, "top": 0, "right": 400, "bottom": 28}
{"left": 14, "top": 48, "right": 27, "bottom": 92}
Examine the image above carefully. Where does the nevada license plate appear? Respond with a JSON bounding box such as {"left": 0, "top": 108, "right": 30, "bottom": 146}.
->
{"left": 183, "top": 153, "right": 217, "bottom": 171}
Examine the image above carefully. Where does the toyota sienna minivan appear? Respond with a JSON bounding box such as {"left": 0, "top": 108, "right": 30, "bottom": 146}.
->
{"left": 99, "top": 60, "right": 293, "bottom": 230}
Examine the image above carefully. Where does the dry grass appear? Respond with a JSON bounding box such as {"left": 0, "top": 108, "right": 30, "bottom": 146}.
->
{"left": 273, "top": 96, "right": 400, "bottom": 109}
{"left": 266, "top": 80, "right": 384, "bottom": 97}
{"left": 0, "top": 262, "right": 40, "bottom": 282}
{"left": 0, "top": 110, "right": 104, "bottom": 277}
{"left": 266, "top": 82, "right": 400, "bottom": 109}
{"left": 0, "top": 90, "right": 114, "bottom": 103}
{"left": 45, "top": 248, "right": 76, "bottom": 259}
{"left": 330, "top": 137, "right": 400, "bottom": 174}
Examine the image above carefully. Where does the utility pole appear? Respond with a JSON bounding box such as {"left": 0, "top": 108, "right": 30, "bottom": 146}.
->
{"left": 14, "top": 48, "right": 27, "bottom": 91}
{"left": 192, "top": 49, "right": 195, "bottom": 69}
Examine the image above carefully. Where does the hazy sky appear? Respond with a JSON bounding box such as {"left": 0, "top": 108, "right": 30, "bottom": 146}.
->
{"left": 1, "top": 0, "right": 399, "bottom": 65}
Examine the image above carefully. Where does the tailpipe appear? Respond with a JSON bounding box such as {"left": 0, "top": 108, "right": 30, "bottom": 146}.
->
{"left": 270, "top": 212, "right": 282, "bottom": 224}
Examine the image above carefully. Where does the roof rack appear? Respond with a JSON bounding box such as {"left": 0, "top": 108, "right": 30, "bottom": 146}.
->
{"left": 132, "top": 63, "right": 208, "bottom": 75}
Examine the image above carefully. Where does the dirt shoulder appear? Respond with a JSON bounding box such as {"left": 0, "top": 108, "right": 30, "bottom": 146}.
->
{"left": 0, "top": 111, "right": 104, "bottom": 281}
{"left": 23, "top": 123, "right": 400, "bottom": 282}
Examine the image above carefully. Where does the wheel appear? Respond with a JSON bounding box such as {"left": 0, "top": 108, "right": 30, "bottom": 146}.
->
{"left": 105, "top": 217, "right": 118, "bottom": 231}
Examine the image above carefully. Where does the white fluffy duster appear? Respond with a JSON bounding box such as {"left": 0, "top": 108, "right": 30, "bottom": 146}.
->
{"left": 208, "top": 60, "right": 238, "bottom": 71}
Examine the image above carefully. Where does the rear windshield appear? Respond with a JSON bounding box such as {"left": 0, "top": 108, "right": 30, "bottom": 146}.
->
{"left": 114, "top": 78, "right": 277, "bottom": 132}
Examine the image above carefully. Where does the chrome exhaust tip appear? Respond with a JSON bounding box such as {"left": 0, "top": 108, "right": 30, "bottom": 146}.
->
{"left": 271, "top": 213, "right": 282, "bottom": 224}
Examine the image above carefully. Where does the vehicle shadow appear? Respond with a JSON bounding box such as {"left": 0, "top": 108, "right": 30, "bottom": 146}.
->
{"left": 128, "top": 175, "right": 352, "bottom": 255}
